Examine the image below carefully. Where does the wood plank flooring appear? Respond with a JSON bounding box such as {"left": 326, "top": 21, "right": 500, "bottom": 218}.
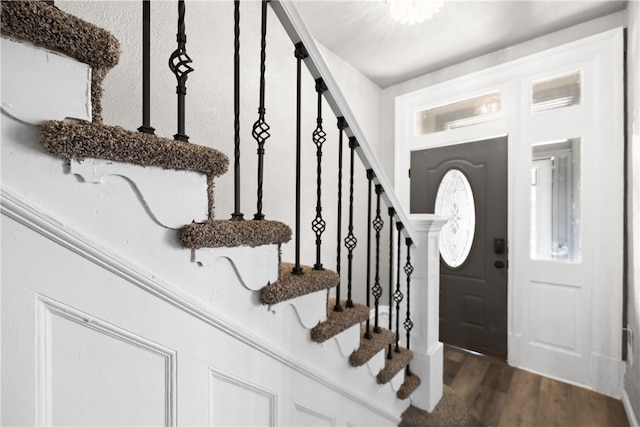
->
{"left": 444, "top": 346, "right": 630, "bottom": 427}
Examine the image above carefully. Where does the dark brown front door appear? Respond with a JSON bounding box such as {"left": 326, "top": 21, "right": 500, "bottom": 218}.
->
{"left": 410, "top": 137, "right": 508, "bottom": 358}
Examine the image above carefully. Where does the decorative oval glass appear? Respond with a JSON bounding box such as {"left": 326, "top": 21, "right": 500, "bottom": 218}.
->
{"left": 434, "top": 169, "right": 476, "bottom": 268}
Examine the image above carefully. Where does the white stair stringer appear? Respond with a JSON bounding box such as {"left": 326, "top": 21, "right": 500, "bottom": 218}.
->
{"left": 390, "top": 369, "right": 406, "bottom": 392}
{"left": 269, "top": 290, "right": 327, "bottom": 329}
{"left": 70, "top": 158, "right": 208, "bottom": 230}
{"left": 333, "top": 323, "right": 362, "bottom": 358}
{"left": 195, "top": 245, "right": 279, "bottom": 292}
{"left": 364, "top": 348, "right": 387, "bottom": 377}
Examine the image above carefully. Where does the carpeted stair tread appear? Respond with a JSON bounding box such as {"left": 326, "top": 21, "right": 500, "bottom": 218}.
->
{"left": 1, "top": 0, "right": 121, "bottom": 123}
{"left": 41, "top": 121, "right": 229, "bottom": 177}
{"left": 349, "top": 326, "right": 395, "bottom": 367}
{"left": 376, "top": 346, "right": 413, "bottom": 384}
{"left": 182, "top": 220, "right": 292, "bottom": 250}
{"left": 310, "top": 299, "right": 369, "bottom": 343}
{"left": 397, "top": 371, "right": 421, "bottom": 400}
{"left": 1, "top": 1, "right": 119, "bottom": 69}
{"left": 261, "top": 263, "right": 338, "bottom": 305}
{"left": 399, "top": 385, "right": 479, "bottom": 427}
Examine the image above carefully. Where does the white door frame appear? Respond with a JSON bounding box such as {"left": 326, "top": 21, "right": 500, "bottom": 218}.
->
{"left": 394, "top": 28, "right": 624, "bottom": 397}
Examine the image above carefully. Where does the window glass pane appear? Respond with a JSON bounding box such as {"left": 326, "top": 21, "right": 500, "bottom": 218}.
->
{"left": 415, "top": 92, "right": 501, "bottom": 135}
{"left": 530, "top": 138, "right": 582, "bottom": 262}
{"left": 531, "top": 71, "right": 581, "bottom": 113}
{"left": 435, "top": 169, "right": 476, "bottom": 268}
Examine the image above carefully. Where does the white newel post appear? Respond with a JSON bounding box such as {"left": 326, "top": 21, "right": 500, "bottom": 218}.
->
{"left": 407, "top": 214, "right": 447, "bottom": 412}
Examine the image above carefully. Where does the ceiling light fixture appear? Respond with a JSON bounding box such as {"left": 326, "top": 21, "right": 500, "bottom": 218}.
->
{"left": 387, "top": 0, "right": 444, "bottom": 25}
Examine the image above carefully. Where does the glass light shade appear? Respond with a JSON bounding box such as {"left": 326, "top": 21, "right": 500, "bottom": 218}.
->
{"left": 388, "top": 0, "right": 444, "bottom": 25}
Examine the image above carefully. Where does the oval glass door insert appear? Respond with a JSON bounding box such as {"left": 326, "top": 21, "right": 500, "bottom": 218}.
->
{"left": 435, "top": 169, "right": 476, "bottom": 268}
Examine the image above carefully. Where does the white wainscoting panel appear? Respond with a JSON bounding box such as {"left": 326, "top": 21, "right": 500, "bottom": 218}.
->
{"left": 530, "top": 281, "right": 580, "bottom": 353}
{"left": 294, "top": 402, "right": 336, "bottom": 427}
{"left": 208, "top": 368, "right": 276, "bottom": 427}
{"left": 37, "top": 297, "right": 176, "bottom": 426}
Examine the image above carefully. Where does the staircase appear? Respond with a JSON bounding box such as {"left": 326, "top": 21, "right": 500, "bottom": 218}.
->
{"left": 1, "top": 1, "right": 446, "bottom": 425}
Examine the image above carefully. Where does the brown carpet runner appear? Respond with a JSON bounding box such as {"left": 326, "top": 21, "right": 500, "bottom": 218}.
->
{"left": 396, "top": 371, "right": 421, "bottom": 400}
{"left": 349, "top": 325, "right": 395, "bottom": 367}
{"left": 261, "top": 263, "right": 338, "bottom": 305}
{"left": 376, "top": 346, "right": 413, "bottom": 384}
{"left": 1, "top": 0, "right": 120, "bottom": 123}
{"left": 400, "top": 385, "right": 480, "bottom": 427}
{"left": 41, "top": 121, "right": 229, "bottom": 177}
{"left": 310, "top": 298, "right": 369, "bottom": 343}
{"left": 181, "top": 220, "right": 291, "bottom": 250}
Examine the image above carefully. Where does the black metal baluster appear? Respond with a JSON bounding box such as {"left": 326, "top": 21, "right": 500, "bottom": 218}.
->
{"left": 230, "top": 0, "right": 244, "bottom": 220}
{"left": 372, "top": 185, "right": 384, "bottom": 333}
{"left": 138, "top": 0, "right": 155, "bottom": 135}
{"left": 364, "top": 169, "right": 374, "bottom": 339}
{"left": 387, "top": 207, "right": 395, "bottom": 359}
{"left": 312, "top": 78, "right": 327, "bottom": 271}
{"left": 344, "top": 137, "right": 359, "bottom": 308}
{"left": 168, "top": 0, "right": 193, "bottom": 142}
{"left": 404, "top": 237, "right": 415, "bottom": 373}
{"left": 334, "top": 117, "right": 347, "bottom": 311}
{"left": 292, "top": 42, "right": 307, "bottom": 275}
{"left": 394, "top": 222, "right": 405, "bottom": 353}
{"left": 252, "top": 0, "right": 270, "bottom": 220}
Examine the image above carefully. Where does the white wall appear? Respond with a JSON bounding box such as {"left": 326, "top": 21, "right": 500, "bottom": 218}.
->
{"left": 625, "top": 0, "right": 640, "bottom": 424}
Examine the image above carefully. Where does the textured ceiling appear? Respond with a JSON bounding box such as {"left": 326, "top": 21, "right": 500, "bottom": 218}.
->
{"left": 295, "top": 0, "right": 628, "bottom": 88}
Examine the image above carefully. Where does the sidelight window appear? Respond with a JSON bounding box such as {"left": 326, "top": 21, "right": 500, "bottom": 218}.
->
{"left": 530, "top": 138, "right": 582, "bottom": 262}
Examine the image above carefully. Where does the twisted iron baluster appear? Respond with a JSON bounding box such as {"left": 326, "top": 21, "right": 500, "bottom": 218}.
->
{"left": 168, "top": 0, "right": 193, "bottom": 142}
{"left": 292, "top": 42, "right": 308, "bottom": 275}
{"left": 394, "top": 222, "right": 405, "bottom": 353}
{"left": 253, "top": 0, "right": 270, "bottom": 220}
{"left": 334, "top": 117, "right": 348, "bottom": 311}
{"left": 230, "top": 0, "right": 243, "bottom": 220}
{"left": 364, "top": 169, "right": 375, "bottom": 339}
{"left": 387, "top": 207, "right": 395, "bottom": 359}
{"left": 404, "top": 237, "right": 415, "bottom": 374}
{"left": 344, "top": 137, "right": 359, "bottom": 308}
{"left": 138, "top": 0, "right": 155, "bottom": 135}
{"left": 372, "top": 184, "right": 384, "bottom": 333}
{"left": 312, "top": 78, "right": 328, "bottom": 271}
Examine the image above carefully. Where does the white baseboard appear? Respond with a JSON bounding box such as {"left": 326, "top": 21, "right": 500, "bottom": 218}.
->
{"left": 623, "top": 390, "right": 640, "bottom": 427}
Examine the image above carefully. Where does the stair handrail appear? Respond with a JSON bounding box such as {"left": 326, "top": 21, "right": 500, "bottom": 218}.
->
{"left": 269, "top": 0, "right": 418, "bottom": 247}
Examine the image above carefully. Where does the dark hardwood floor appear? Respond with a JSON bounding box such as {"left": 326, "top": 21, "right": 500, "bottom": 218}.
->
{"left": 444, "top": 346, "right": 630, "bottom": 427}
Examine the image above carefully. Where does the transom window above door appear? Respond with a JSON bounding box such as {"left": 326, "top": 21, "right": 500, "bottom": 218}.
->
{"left": 414, "top": 91, "right": 502, "bottom": 136}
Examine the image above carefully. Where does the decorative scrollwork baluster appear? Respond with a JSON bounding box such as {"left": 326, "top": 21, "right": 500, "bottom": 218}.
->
{"left": 168, "top": 0, "right": 193, "bottom": 142}
{"left": 404, "top": 237, "right": 415, "bottom": 373}
{"left": 292, "top": 42, "right": 308, "bottom": 275}
{"left": 334, "top": 117, "right": 347, "bottom": 311}
{"left": 387, "top": 207, "right": 395, "bottom": 359}
{"left": 253, "top": 0, "right": 270, "bottom": 221}
{"left": 138, "top": 0, "right": 155, "bottom": 135}
{"left": 372, "top": 185, "right": 384, "bottom": 333}
{"left": 312, "top": 78, "right": 328, "bottom": 271}
{"left": 365, "top": 169, "right": 375, "bottom": 339}
{"left": 344, "top": 137, "right": 359, "bottom": 307}
{"left": 394, "top": 222, "right": 404, "bottom": 353}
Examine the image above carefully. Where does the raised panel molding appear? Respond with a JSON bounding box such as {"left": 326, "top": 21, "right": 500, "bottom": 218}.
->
{"left": 208, "top": 367, "right": 277, "bottom": 426}
{"left": 293, "top": 402, "right": 336, "bottom": 427}
{"left": 36, "top": 295, "right": 177, "bottom": 426}
{"left": 1, "top": 188, "right": 400, "bottom": 424}
{"left": 70, "top": 158, "right": 208, "bottom": 229}
{"left": 530, "top": 281, "right": 580, "bottom": 353}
